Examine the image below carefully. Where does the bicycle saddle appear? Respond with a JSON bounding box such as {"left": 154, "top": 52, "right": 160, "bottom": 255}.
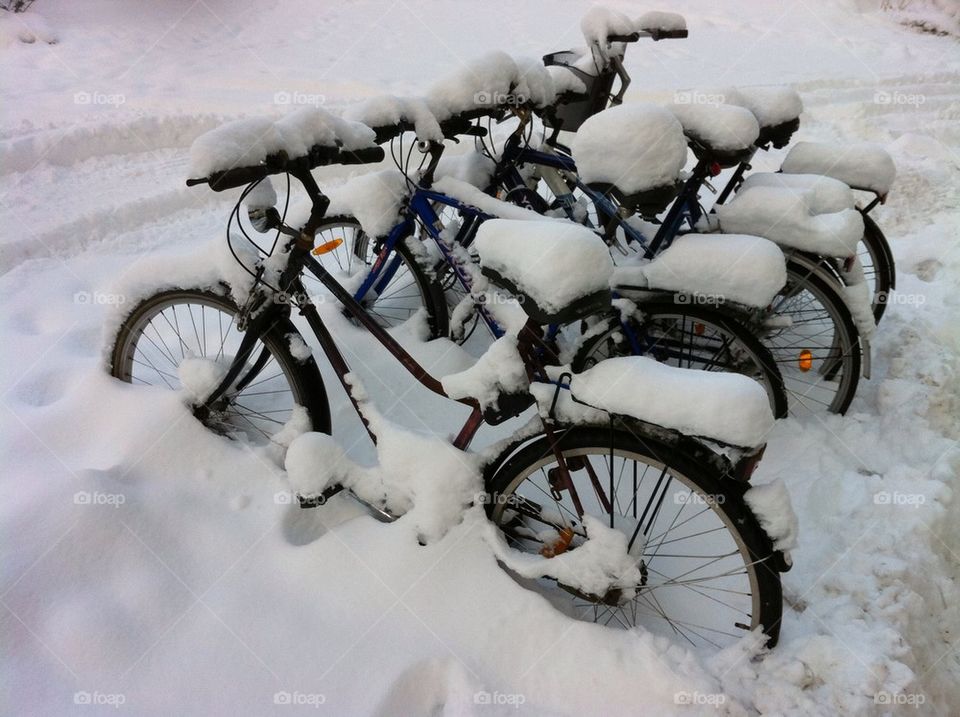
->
{"left": 473, "top": 218, "right": 613, "bottom": 326}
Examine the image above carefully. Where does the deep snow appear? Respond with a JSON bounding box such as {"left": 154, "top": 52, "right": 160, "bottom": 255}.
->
{"left": 2, "top": 1, "right": 959, "bottom": 715}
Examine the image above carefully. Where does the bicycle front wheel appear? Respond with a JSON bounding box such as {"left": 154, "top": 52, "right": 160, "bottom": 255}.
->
{"left": 486, "top": 425, "right": 783, "bottom": 649}
{"left": 110, "top": 288, "right": 330, "bottom": 445}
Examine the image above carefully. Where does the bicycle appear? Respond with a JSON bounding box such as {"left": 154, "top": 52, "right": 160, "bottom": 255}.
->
{"left": 108, "top": 101, "right": 789, "bottom": 648}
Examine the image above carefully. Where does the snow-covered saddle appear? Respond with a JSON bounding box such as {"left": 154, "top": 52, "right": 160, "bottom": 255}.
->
{"left": 727, "top": 86, "right": 803, "bottom": 149}
{"left": 571, "top": 103, "right": 688, "bottom": 217}
{"left": 669, "top": 103, "right": 760, "bottom": 166}
{"left": 474, "top": 218, "right": 614, "bottom": 325}
{"left": 781, "top": 141, "right": 896, "bottom": 199}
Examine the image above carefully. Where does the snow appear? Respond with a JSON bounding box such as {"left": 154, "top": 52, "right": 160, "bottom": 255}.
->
{"left": 440, "top": 335, "right": 528, "bottom": 410}
{"left": 613, "top": 233, "right": 787, "bottom": 309}
{"left": 669, "top": 102, "right": 760, "bottom": 151}
{"left": 571, "top": 103, "right": 688, "bottom": 194}
{"left": 635, "top": 11, "right": 687, "bottom": 33}
{"left": 570, "top": 356, "right": 775, "bottom": 447}
{"left": 726, "top": 85, "right": 804, "bottom": 128}
{"left": 473, "top": 218, "right": 613, "bottom": 315}
{"left": 425, "top": 52, "right": 555, "bottom": 121}
{"left": 188, "top": 107, "right": 376, "bottom": 177}
{"left": 545, "top": 64, "right": 588, "bottom": 96}
{"left": 744, "top": 478, "right": 799, "bottom": 552}
{"left": 3, "top": 0, "right": 960, "bottom": 714}
{"left": 242, "top": 177, "right": 277, "bottom": 210}
{"left": 325, "top": 169, "right": 410, "bottom": 239}
{"left": 781, "top": 141, "right": 898, "bottom": 196}
{"left": 580, "top": 6, "right": 634, "bottom": 60}
{"left": 433, "top": 150, "right": 496, "bottom": 190}
{"left": 432, "top": 175, "right": 556, "bottom": 221}
{"left": 739, "top": 172, "right": 856, "bottom": 214}
{"left": 342, "top": 94, "right": 443, "bottom": 143}
{"left": 286, "top": 333, "right": 312, "bottom": 363}
{"left": 715, "top": 185, "right": 866, "bottom": 257}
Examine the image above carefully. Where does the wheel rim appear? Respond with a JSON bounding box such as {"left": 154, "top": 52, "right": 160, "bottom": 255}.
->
{"left": 301, "top": 221, "right": 429, "bottom": 329}
{"left": 765, "top": 270, "right": 857, "bottom": 415}
{"left": 491, "top": 446, "right": 764, "bottom": 648}
{"left": 116, "top": 294, "right": 305, "bottom": 445}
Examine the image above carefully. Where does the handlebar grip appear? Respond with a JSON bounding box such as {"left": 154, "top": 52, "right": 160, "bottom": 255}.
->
{"left": 651, "top": 29, "right": 688, "bottom": 40}
{"left": 608, "top": 32, "right": 641, "bottom": 43}
{"left": 206, "top": 165, "right": 270, "bottom": 192}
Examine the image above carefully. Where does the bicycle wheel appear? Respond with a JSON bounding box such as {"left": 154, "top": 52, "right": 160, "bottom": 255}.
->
{"left": 572, "top": 302, "right": 789, "bottom": 419}
{"left": 860, "top": 212, "right": 896, "bottom": 323}
{"left": 110, "top": 288, "right": 331, "bottom": 444}
{"left": 762, "top": 259, "right": 862, "bottom": 416}
{"left": 301, "top": 216, "right": 448, "bottom": 338}
{"left": 485, "top": 425, "right": 783, "bottom": 648}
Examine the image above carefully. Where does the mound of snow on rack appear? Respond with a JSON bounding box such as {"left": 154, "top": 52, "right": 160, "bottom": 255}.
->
{"left": 571, "top": 356, "right": 774, "bottom": 447}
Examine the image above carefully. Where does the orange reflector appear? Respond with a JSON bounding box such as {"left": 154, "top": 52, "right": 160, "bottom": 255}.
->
{"left": 540, "top": 527, "right": 575, "bottom": 558}
{"left": 798, "top": 349, "right": 813, "bottom": 372}
{"left": 694, "top": 322, "right": 705, "bottom": 336}
{"left": 312, "top": 238, "right": 343, "bottom": 256}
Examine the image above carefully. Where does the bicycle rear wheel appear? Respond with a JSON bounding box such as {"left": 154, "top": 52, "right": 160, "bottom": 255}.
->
{"left": 762, "top": 259, "right": 862, "bottom": 416}
{"left": 485, "top": 425, "right": 783, "bottom": 648}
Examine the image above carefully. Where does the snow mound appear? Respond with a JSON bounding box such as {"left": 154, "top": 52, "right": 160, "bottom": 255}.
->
{"left": 613, "top": 233, "right": 786, "bottom": 308}
{"left": 188, "top": 107, "right": 376, "bottom": 177}
{"left": 716, "top": 185, "right": 865, "bottom": 257}
{"left": 441, "top": 335, "right": 529, "bottom": 410}
{"left": 425, "top": 52, "right": 555, "bottom": 121}
{"left": 570, "top": 356, "right": 775, "bottom": 447}
{"left": 571, "top": 104, "right": 687, "bottom": 194}
{"left": 669, "top": 102, "right": 760, "bottom": 151}
{"left": 326, "top": 169, "right": 410, "bottom": 238}
{"left": 636, "top": 10, "right": 687, "bottom": 33}
{"left": 781, "top": 141, "right": 897, "bottom": 196}
{"left": 739, "top": 172, "right": 856, "bottom": 214}
{"left": 726, "top": 85, "right": 803, "bottom": 128}
{"left": 581, "top": 6, "right": 634, "bottom": 59}
{"left": 342, "top": 94, "right": 442, "bottom": 142}
{"left": 474, "top": 219, "right": 613, "bottom": 316}
{"left": 744, "top": 478, "right": 799, "bottom": 552}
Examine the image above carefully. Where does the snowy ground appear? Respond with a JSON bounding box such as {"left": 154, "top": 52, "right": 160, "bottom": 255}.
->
{"left": 2, "top": 1, "right": 960, "bottom": 715}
